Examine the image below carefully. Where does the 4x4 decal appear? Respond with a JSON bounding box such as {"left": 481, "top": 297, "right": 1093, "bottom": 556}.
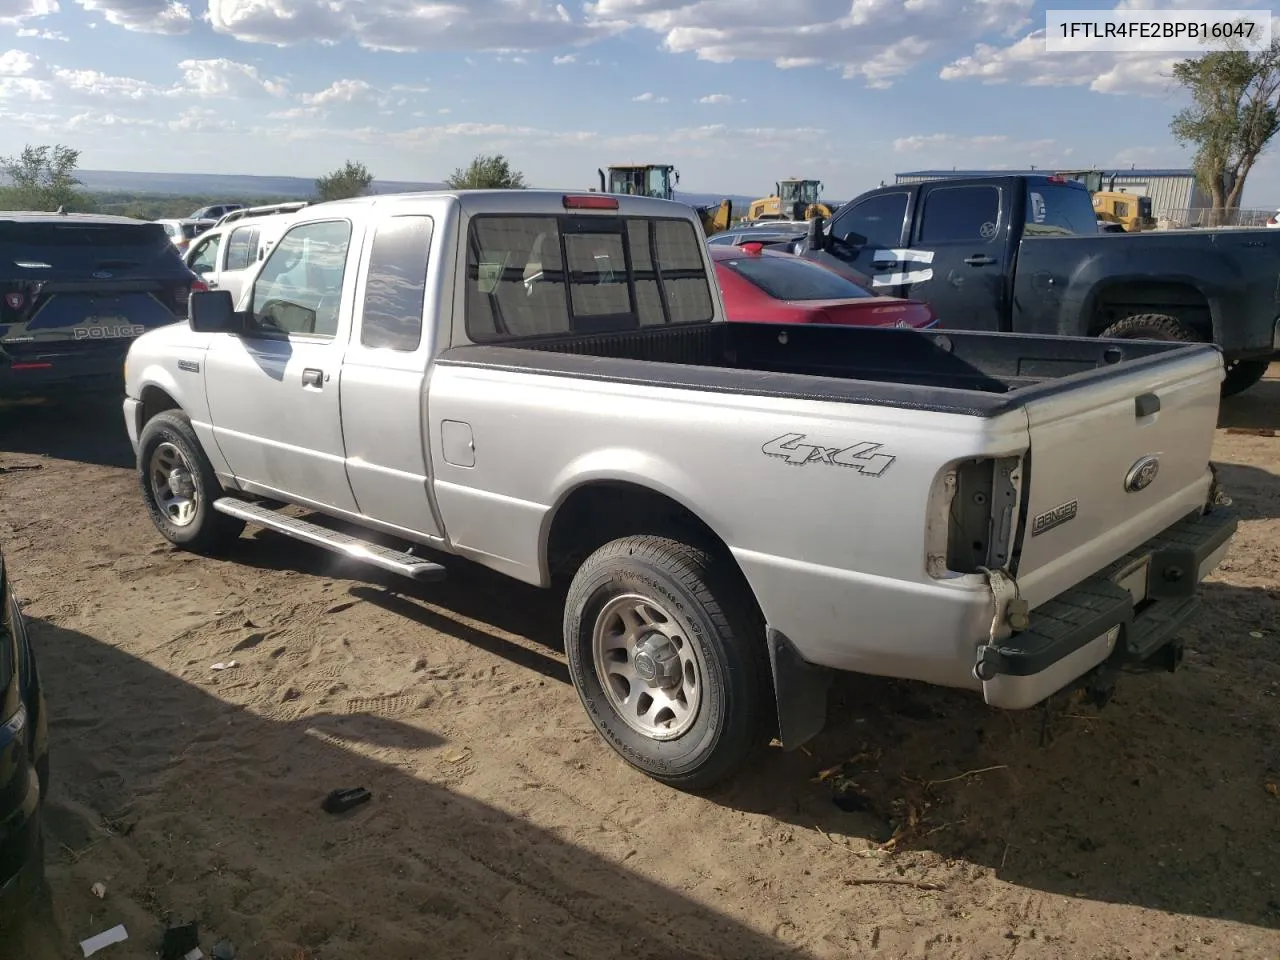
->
{"left": 762, "top": 433, "right": 895, "bottom": 476}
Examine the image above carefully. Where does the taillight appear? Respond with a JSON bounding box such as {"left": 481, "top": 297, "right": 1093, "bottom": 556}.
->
{"left": 191, "top": 278, "right": 209, "bottom": 293}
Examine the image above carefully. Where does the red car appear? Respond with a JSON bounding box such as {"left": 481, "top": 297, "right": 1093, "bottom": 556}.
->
{"left": 711, "top": 242, "right": 938, "bottom": 328}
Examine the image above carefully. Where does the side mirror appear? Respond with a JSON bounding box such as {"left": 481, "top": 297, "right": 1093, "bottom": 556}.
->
{"left": 188, "top": 289, "right": 241, "bottom": 333}
{"left": 806, "top": 216, "right": 829, "bottom": 252}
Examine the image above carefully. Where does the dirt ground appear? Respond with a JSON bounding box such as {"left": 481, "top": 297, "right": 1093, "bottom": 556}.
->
{"left": 0, "top": 367, "right": 1277, "bottom": 960}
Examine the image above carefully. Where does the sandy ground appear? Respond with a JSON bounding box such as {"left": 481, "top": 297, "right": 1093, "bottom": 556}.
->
{"left": 0, "top": 366, "right": 1277, "bottom": 960}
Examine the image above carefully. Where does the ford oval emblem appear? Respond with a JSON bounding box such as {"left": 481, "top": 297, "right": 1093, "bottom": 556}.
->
{"left": 92, "top": 270, "right": 112, "bottom": 279}
{"left": 1125, "top": 456, "right": 1160, "bottom": 492}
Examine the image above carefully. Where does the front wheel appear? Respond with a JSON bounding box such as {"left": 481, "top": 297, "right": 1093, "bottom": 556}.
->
{"left": 137, "top": 410, "right": 244, "bottom": 552}
{"left": 1220, "top": 358, "right": 1270, "bottom": 398}
{"left": 563, "top": 535, "right": 771, "bottom": 791}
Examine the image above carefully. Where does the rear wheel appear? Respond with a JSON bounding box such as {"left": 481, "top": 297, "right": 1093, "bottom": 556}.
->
{"left": 1098, "top": 313, "right": 1258, "bottom": 398}
{"left": 137, "top": 410, "right": 244, "bottom": 552}
{"left": 563, "top": 535, "right": 771, "bottom": 791}
{"left": 1099, "top": 312, "right": 1199, "bottom": 344}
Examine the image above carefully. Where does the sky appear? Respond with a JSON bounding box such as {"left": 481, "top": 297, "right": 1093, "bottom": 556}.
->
{"left": 2, "top": 0, "right": 1280, "bottom": 204}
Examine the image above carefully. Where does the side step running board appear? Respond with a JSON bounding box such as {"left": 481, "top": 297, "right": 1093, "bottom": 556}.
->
{"left": 213, "top": 497, "right": 447, "bottom": 582}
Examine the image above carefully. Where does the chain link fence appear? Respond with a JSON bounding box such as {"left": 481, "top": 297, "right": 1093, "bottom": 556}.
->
{"left": 1157, "top": 207, "right": 1276, "bottom": 229}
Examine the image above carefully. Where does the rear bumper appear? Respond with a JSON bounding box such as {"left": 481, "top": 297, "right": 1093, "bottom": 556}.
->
{"left": 0, "top": 349, "right": 129, "bottom": 398}
{"left": 977, "top": 506, "right": 1237, "bottom": 709}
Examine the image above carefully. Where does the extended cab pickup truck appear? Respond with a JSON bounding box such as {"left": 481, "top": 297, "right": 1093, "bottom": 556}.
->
{"left": 122, "top": 189, "right": 1237, "bottom": 790}
{"left": 790, "top": 175, "right": 1280, "bottom": 397}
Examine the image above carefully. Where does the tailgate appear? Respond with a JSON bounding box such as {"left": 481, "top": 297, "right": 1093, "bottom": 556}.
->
{"left": 1013, "top": 348, "right": 1223, "bottom": 605}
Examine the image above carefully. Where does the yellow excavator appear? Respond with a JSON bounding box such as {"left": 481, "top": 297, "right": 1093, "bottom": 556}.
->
{"left": 1054, "top": 169, "right": 1157, "bottom": 232}
{"left": 595, "top": 164, "right": 733, "bottom": 235}
{"left": 746, "top": 178, "right": 835, "bottom": 222}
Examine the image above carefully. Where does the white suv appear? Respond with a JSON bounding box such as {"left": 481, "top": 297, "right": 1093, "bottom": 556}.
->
{"left": 183, "top": 208, "right": 302, "bottom": 305}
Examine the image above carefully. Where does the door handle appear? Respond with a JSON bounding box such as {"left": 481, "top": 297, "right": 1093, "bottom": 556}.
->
{"left": 206, "top": 279, "right": 219, "bottom": 288}
{"left": 302, "top": 367, "right": 324, "bottom": 388}
{"left": 964, "top": 254, "right": 997, "bottom": 266}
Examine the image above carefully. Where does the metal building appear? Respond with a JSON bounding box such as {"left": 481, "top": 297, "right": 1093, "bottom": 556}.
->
{"left": 893, "top": 169, "right": 1209, "bottom": 225}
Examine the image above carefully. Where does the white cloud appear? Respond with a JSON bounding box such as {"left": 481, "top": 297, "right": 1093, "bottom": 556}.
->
{"left": 582, "top": 0, "right": 1036, "bottom": 87}
{"left": 75, "top": 0, "right": 193, "bottom": 34}
{"left": 53, "top": 66, "right": 160, "bottom": 99}
{"left": 939, "top": 0, "right": 1275, "bottom": 96}
{"left": 891, "top": 132, "right": 1069, "bottom": 167}
{"left": 16, "top": 27, "right": 67, "bottom": 39}
{"left": 0, "top": 49, "right": 37, "bottom": 75}
{"left": 632, "top": 91, "right": 668, "bottom": 102}
{"left": 207, "top": 0, "right": 624, "bottom": 53}
{"left": 697, "top": 93, "right": 734, "bottom": 104}
{"left": 176, "top": 58, "right": 288, "bottom": 97}
{"left": 0, "top": 75, "right": 52, "bottom": 99}
{"left": 437, "top": 106, "right": 450, "bottom": 113}
{"left": 301, "top": 78, "right": 374, "bottom": 105}
{"left": 553, "top": 53, "right": 575, "bottom": 64}
{"left": 0, "top": 0, "right": 57, "bottom": 26}
{"left": 939, "top": 31, "right": 1181, "bottom": 96}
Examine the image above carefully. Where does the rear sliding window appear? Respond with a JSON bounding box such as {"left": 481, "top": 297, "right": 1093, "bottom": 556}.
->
{"left": 722, "top": 255, "right": 874, "bottom": 301}
{"left": 465, "top": 215, "right": 714, "bottom": 341}
{"left": 0, "top": 221, "right": 177, "bottom": 276}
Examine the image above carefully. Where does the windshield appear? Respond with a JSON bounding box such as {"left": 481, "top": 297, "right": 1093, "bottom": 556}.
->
{"left": 723, "top": 254, "right": 875, "bottom": 301}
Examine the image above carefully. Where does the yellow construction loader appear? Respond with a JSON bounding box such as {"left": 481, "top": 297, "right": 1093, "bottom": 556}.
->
{"left": 595, "top": 164, "right": 732, "bottom": 235}
{"left": 1054, "top": 169, "right": 1157, "bottom": 232}
{"left": 746, "top": 178, "right": 834, "bottom": 222}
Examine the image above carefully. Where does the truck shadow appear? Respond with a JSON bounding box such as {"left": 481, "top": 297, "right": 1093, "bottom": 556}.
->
{"left": 15, "top": 617, "right": 811, "bottom": 960}
{"left": 713, "top": 579, "right": 1279, "bottom": 932}
{"left": 226, "top": 522, "right": 1280, "bottom": 932}
{"left": 1212, "top": 461, "right": 1280, "bottom": 521}
{"left": 0, "top": 396, "right": 134, "bottom": 470}
{"left": 1217, "top": 363, "right": 1279, "bottom": 431}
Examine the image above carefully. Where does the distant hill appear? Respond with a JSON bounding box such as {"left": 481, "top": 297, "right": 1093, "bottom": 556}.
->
{"left": 74, "top": 169, "right": 445, "bottom": 198}
{"left": 71, "top": 170, "right": 841, "bottom": 211}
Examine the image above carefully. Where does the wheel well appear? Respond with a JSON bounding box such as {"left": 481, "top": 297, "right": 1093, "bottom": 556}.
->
{"left": 1089, "top": 282, "right": 1211, "bottom": 337}
{"left": 546, "top": 482, "right": 731, "bottom": 585}
{"left": 139, "top": 385, "right": 180, "bottom": 424}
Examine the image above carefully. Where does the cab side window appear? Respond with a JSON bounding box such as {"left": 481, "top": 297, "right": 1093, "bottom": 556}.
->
{"left": 249, "top": 220, "right": 352, "bottom": 338}
{"left": 189, "top": 234, "right": 220, "bottom": 274}
{"left": 918, "top": 185, "right": 1001, "bottom": 244}
{"left": 361, "top": 215, "right": 433, "bottom": 352}
{"left": 831, "top": 192, "right": 908, "bottom": 247}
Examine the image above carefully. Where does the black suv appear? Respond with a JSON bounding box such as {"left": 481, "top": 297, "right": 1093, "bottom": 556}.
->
{"left": 1, "top": 212, "right": 196, "bottom": 397}
{"left": 0, "top": 544, "right": 48, "bottom": 914}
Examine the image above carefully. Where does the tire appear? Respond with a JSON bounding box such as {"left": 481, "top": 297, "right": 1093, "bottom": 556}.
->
{"left": 1220, "top": 357, "right": 1270, "bottom": 398}
{"left": 1100, "top": 314, "right": 1271, "bottom": 398}
{"left": 563, "top": 535, "right": 771, "bottom": 791}
{"left": 1099, "top": 312, "right": 1201, "bottom": 344}
{"left": 137, "top": 410, "right": 244, "bottom": 552}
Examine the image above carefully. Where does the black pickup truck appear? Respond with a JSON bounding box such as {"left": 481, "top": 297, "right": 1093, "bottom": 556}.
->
{"left": 789, "top": 175, "right": 1279, "bottom": 396}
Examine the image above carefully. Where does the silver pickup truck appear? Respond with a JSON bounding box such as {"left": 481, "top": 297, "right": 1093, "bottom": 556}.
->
{"left": 121, "top": 189, "right": 1237, "bottom": 790}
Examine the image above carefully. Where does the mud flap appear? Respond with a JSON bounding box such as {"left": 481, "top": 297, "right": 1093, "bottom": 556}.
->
{"left": 766, "top": 628, "right": 832, "bottom": 750}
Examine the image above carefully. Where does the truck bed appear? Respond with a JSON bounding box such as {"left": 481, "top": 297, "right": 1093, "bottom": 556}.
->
{"left": 437, "top": 322, "right": 1220, "bottom": 417}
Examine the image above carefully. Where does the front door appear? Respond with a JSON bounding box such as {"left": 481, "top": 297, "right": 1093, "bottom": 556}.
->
{"left": 203, "top": 217, "right": 361, "bottom": 514}
{"left": 822, "top": 189, "right": 911, "bottom": 290}
{"left": 899, "top": 182, "right": 1009, "bottom": 332}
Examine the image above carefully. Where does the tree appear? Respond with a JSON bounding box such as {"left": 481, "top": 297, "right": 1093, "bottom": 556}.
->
{"left": 315, "top": 160, "right": 374, "bottom": 201}
{"left": 0, "top": 143, "right": 89, "bottom": 211}
{"left": 1171, "top": 39, "right": 1280, "bottom": 225}
{"left": 445, "top": 153, "right": 527, "bottom": 190}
